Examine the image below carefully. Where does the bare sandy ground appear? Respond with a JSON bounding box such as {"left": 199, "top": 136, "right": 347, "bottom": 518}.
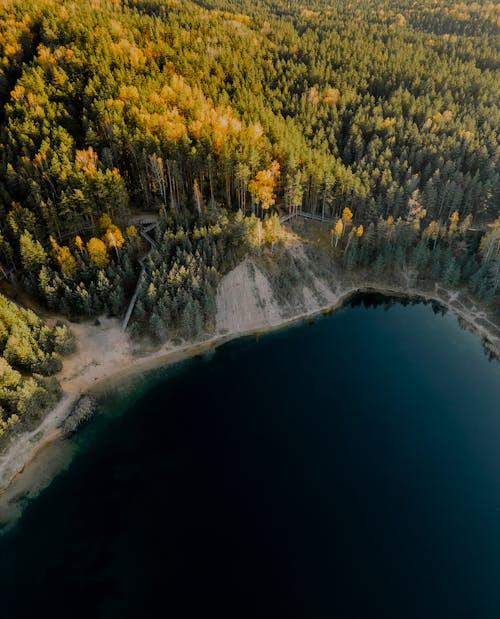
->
{"left": 1, "top": 247, "right": 498, "bottom": 509}
{"left": 216, "top": 259, "right": 282, "bottom": 332}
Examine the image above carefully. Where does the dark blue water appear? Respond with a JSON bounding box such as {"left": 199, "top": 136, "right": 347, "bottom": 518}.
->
{"left": 1, "top": 295, "right": 499, "bottom": 618}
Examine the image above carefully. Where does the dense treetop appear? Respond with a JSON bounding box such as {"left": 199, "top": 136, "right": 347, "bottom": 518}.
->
{"left": 0, "top": 292, "right": 74, "bottom": 440}
{"left": 0, "top": 0, "right": 497, "bottom": 240}
{"left": 0, "top": 0, "right": 497, "bottom": 337}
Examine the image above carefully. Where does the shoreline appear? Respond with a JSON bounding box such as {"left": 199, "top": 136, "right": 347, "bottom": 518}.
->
{"left": 0, "top": 280, "right": 499, "bottom": 513}
{"left": 88, "top": 286, "right": 499, "bottom": 400}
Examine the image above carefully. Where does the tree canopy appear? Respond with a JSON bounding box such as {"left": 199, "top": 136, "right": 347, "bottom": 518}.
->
{"left": 0, "top": 0, "right": 497, "bottom": 344}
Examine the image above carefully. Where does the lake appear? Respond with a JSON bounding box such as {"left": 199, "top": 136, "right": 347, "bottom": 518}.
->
{"left": 0, "top": 294, "right": 499, "bottom": 618}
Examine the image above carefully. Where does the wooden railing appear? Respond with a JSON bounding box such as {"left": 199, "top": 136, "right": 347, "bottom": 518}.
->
{"left": 279, "top": 209, "right": 336, "bottom": 225}
{"left": 121, "top": 220, "right": 160, "bottom": 332}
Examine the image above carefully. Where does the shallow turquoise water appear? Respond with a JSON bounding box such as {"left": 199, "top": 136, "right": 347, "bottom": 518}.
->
{"left": 0, "top": 294, "right": 499, "bottom": 618}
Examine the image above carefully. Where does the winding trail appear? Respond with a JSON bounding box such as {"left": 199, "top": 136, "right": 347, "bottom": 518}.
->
{"left": 121, "top": 218, "right": 160, "bottom": 332}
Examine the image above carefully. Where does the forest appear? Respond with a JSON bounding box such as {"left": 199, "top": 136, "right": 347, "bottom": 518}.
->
{"left": 0, "top": 293, "right": 74, "bottom": 440}
{"left": 0, "top": 0, "right": 498, "bottom": 435}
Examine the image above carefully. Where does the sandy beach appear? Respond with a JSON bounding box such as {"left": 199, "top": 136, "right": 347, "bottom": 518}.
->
{"left": 1, "top": 254, "right": 499, "bottom": 514}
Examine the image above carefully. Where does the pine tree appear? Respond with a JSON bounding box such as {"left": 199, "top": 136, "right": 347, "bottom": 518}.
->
{"left": 19, "top": 231, "right": 47, "bottom": 271}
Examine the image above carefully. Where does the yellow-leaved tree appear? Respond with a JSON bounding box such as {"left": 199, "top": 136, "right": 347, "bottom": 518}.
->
{"left": 125, "top": 225, "right": 137, "bottom": 239}
{"left": 87, "top": 237, "right": 109, "bottom": 267}
{"left": 248, "top": 160, "right": 280, "bottom": 213}
{"left": 99, "top": 213, "right": 125, "bottom": 257}
{"left": 423, "top": 220, "right": 440, "bottom": 248}
{"left": 332, "top": 218, "right": 344, "bottom": 247}
{"left": 342, "top": 207, "right": 353, "bottom": 229}
{"left": 74, "top": 235, "right": 84, "bottom": 251}
{"left": 448, "top": 211, "right": 460, "bottom": 236}
{"left": 50, "top": 237, "right": 77, "bottom": 275}
{"left": 104, "top": 226, "right": 125, "bottom": 256}
{"left": 345, "top": 225, "right": 363, "bottom": 252}
{"left": 99, "top": 213, "right": 112, "bottom": 230}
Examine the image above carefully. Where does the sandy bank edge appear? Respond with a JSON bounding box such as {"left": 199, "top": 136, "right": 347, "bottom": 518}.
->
{"left": 0, "top": 281, "right": 498, "bottom": 503}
